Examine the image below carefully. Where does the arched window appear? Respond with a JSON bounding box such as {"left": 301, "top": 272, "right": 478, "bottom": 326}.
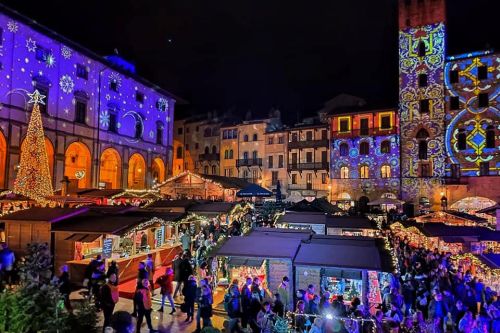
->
{"left": 212, "top": 145, "right": 217, "bottom": 154}
{"left": 224, "top": 150, "right": 229, "bottom": 159}
{"left": 360, "top": 165, "right": 369, "bottom": 179}
{"left": 339, "top": 143, "right": 349, "bottom": 157}
{"left": 211, "top": 165, "right": 216, "bottom": 175}
{"left": 416, "top": 128, "right": 429, "bottom": 160}
{"left": 176, "top": 146, "right": 183, "bottom": 159}
{"left": 244, "top": 134, "right": 249, "bottom": 142}
{"left": 134, "top": 114, "right": 143, "bottom": 140}
{"left": 381, "top": 165, "right": 391, "bottom": 178}
{"left": 340, "top": 166, "right": 349, "bottom": 179}
{"left": 204, "top": 166, "right": 209, "bottom": 174}
{"left": 204, "top": 128, "right": 212, "bottom": 137}
{"left": 380, "top": 140, "right": 391, "bottom": 154}
{"left": 253, "top": 133, "right": 258, "bottom": 141}
{"left": 418, "top": 41, "right": 426, "bottom": 57}
{"left": 156, "top": 121, "right": 164, "bottom": 145}
{"left": 457, "top": 129, "right": 467, "bottom": 150}
{"left": 359, "top": 141, "right": 369, "bottom": 155}
{"left": 486, "top": 125, "right": 495, "bottom": 148}
{"left": 204, "top": 146, "right": 210, "bottom": 154}
{"left": 229, "top": 149, "right": 234, "bottom": 159}
{"left": 243, "top": 151, "right": 249, "bottom": 160}
{"left": 252, "top": 151, "right": 258, "bottom": 159}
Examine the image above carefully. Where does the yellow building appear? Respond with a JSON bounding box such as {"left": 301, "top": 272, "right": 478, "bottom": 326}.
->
{"left": 236, "top": 120, "right": 267, "bottom": 183}
{"left": 263, "top": 129, "right": 288, "bottom": 194}
{"left": 287, "top": 119, "right": 330, "bottom": 199}
{"left": 220, "top": 125, "right": 239, "bottom": 177}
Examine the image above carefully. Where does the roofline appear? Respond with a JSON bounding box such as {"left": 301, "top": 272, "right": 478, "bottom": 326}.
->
{"left": 0, "top": 4, "right": 186, "bottom": 103}
{"left": 327, "top": 108, "right": 397, "bottom": 117}
{"left": 446, "top": 49, "right": 495, "bottom": 61}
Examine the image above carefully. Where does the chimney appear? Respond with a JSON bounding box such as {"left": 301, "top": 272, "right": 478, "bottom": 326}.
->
{"left": 61, "top": 176, "right": 70, "bottom": 196}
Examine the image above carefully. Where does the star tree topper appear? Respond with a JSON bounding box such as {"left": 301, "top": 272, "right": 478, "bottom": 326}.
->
{"left": 28, "top": 89, "right": 46, "bottom": 105}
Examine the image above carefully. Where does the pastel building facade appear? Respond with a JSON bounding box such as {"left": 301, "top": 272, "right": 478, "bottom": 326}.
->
{"left": 0, "top": 7, "right": 176, "bottom": 191}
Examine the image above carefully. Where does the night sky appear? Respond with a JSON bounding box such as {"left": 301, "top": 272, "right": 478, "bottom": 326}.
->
{"left": 3, "top": 0, "right": 499, "bottom": 123}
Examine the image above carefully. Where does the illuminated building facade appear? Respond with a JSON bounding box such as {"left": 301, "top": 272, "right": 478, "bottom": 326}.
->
{"left": 0, "top": 7, "right": 175, "bottom": 191}
{"left": 220, "top": 124, "right": 239, "bottom": 178}
{"left": 236, "top": 120, "right": 267, "bottom": 183}
{"left": 263, "top": 129, "right": 288, "bottom": 193}
{"left": 330, "top": 109, "right": 399, "bottom": 211}
{"left": 287, "top": 119, "right": 330, "bottom": 199}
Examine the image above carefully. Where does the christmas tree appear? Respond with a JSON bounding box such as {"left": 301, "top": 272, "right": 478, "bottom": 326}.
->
{"left": 13, "top": 90, "right": 53, "bottom": 202}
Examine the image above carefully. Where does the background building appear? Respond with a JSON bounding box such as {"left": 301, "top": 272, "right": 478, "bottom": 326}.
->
{"left": 0, "top": 7, "right": 176, "bottom": 192}
{"left": 263, "top": 128, "right": 288, "bottom": 193}
{"left": 220, "top": 124, "right": 239, "bottom": 178}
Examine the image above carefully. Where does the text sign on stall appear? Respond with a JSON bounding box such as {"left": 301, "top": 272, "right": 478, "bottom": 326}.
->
{"left": 102, "top": 238, "right": 113, "bottom": 259}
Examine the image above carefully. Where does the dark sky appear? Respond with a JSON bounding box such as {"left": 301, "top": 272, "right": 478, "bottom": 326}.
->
{"left": 3, "top": 0, "right": 499, "bottom": 123}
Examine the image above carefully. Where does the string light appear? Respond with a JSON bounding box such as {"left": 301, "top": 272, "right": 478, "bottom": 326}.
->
{"left": 13, "top": 90, "right": 53, "bottom": 203}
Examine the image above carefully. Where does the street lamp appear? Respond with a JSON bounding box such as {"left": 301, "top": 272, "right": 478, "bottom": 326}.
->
{"left": 440, "top": 191, "right": 448, "bottom": 211}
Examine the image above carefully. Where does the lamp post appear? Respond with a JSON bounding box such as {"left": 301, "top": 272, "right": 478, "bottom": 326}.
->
{"left": 440, "top": 191, "right": 448, "bottom": 211}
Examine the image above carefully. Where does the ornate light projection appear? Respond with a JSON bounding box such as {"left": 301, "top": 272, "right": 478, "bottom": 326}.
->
{"left": 399, "top": 22, "right": 446, "bottom": 202}
{"left": 444, "top": 53, "right": 500, "bottom": 176}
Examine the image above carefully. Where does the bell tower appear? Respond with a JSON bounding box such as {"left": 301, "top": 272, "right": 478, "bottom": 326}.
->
{"left": 398, "top": 0, "right": 447, "bottom": 210}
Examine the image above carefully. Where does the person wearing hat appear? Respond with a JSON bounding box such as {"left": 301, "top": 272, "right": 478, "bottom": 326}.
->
{"left": 156, "top": 267, "right": 175, "bottom": 314}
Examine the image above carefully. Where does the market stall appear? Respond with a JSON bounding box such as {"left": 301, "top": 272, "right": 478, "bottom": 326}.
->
{"left": 451, "top": 253, "right": 500, "bottom": 292}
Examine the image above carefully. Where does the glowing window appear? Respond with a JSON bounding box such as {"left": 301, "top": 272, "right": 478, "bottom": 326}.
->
{"left": 381, "top": 165, "right": 391, "bottom": 178}
{"left": 340, "top": 166, "right": 349, "bottom": 179}
{"left": 381, "top": 140, "right": 391, "bottom": 154}
{"left": 360, "top": 165, "right": 369, "bottom": 179}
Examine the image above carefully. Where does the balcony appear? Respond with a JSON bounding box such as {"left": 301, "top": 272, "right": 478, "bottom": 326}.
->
{"left": 287, "top": 162, "right": 329, "bottom": 171}
{"left": 287, "top": 184, "right": 327, "bottom": 191}
{"left": 331, "top": 127, "right": 397, "bottom": 137}
{"left": 198, "top": 153, "right": 219, "bottom": 161}
{"left": 288, "top": 139, "right": 329, "bottom": 149}
{"left": 236, "top": 158, "right": 263, "bottom": 167}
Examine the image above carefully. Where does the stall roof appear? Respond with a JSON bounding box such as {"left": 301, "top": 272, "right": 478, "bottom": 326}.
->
{"left": 77, "top": 189, "right": 125, "bottom": 198}
{"left": 249, "top": 227, "right": 312, "bottom": 239}
{"left": 310, "top": 234, "right": 382, "bottom": 246}
{"left": 215, "top": 235, "right": 302, "bottom": 259}
{"left": 444, "top": 210, "right": 489, "bottom": 224}
{"left": 148, "top": 199, "right": 200, "bottom": 209}
{"left": 277, "top": 211, "right": 327, "bottom": 225}
{"left": 201, "top": 174, "right": 252, "bottom": 189}
{"left": 188, "top": 202, "right": 235, "bottom": 214}
{"left": 286, "top": 198, "right": 343, "bottom": 214}
{"left": 476, "top": 253, "right": 500, "bottom": 269}
{"left": 400, "top": 221, "right": 495, "bottom": 240}
{"left": 294, "top": 243, "right": 384, "bottom": 271}
{"left": 51, "top": 215, "right": 146, "bottom": 235}
{"left": 236, "top": 184, "right": 273, "bottom": 197}
{"left": 325, "top": 216, "right": 378, "bottom": 230}
{"left": 0, "top": 207, "right": 88, "bottom": 222}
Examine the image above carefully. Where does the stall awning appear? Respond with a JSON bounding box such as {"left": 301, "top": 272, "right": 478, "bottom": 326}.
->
{"left": 64, "top": 233, "right": 101, "bottom": 243}
{"left": 321, "top": 268, "right": 362, "bottom": 280}
{"left": 236, "top": 184, "right": 272, "bottom": 197}
{"left": 228, "top": 257, "right": 264, "bottom": 268}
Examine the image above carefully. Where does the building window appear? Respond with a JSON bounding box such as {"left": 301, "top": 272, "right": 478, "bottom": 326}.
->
{"left": 478, "top": 93, "right": 489, "bottom": 107}
{"left": 418, "top": 73, "right": 428, "bottom": 87}
{"left": 243, "top": 170, "right": 249, "bottom": 179}
{"left": 104, "top": 111, "right": 116, "bottom": 132}
{"left": 418, "top": 41, "right": 426, "bottom": 57}
{"left": 278, "top": 155, "right": 284, "bottom": 168}
{"left": 186, "top": 127, "right": 190, "bottom": 133}
{"left": 306, "top": 131, "right": 313, "bottom": 141}
{"left": 109, "top": 80, "right": 118, "bottom": 92}
{"left": 232, "top": 129, "right": 238, "bottom": 139}
{"left": 321, "top": 130, "right": 327, "bottom": 140}
{"left": 480, "top": 162, "right": 490, "bottom": 176}
{"left": 76, "top": 64, "right": 88, "bottom": 80}
{"left": 359, "top": 142, "right": 369, "bottom": 155}
{"left": 340, "top": 166, "right": 349, "bottom": 179}
{"left": 321, "top": 173, "right": 327, "bottom": 184}
{"left": 156, "top": 123, "right": 163, "bottom": 145}
{"left": 292, "top": 174, "right": 297, "bottom": 184}
{"left": 204, "top": 128, "right": 212, "bottom": 137}
{"left": 75, "top": 100, "right": 86, "bottom": 124}
{"left": 212, "top": 146, "right": 217, "bottom": 154}
{"left": 457, "top": 129, "right": 466, "bottom": 150}
{"left": 420, "top": 99, "right": 430, "bottom": 114}
{"left": 186, "top": 144, "right": 190, "bottom": 151}
{"left": 306, "top": 152, "right": 313, "bottom": 163}
{"left": 204, "top": 166, "right": 209, "bottom": 174}
{"left": 321, "top": 151, "right": 327, "bottom": 163}
{"left": 477, "top": 65, "right": 488, "bottom": 80}
{"left": 380, "top": 115, "right": 391, "bottom": 129}
{"left": 339, "top": 143, "right": 349, "bottom": 157}
{"left": 134, "top": 115, "right": 142, "bottom": 139}
{"left": 420, "top": 163, "right": 431, "bottom": 177}
{"left": 272, "top": 171, "right": 279, "bottom": 186}
{"left": 450, "top": 164, "right": 461, "bottom": 179}
{"left": 268, "top": 156, "right": 273, "bottom": 168}
{"left": 278, "top": 136, "right": 284, "bottom": 144}
{"left": 381, "top": 140, "right": 391, "bottom": 154}
{"left": 135, "top": 92, "right": 144, "bottom": 103}
{"left": 176, "top": 147, "right": 183, "bottom": 159}
{"left": 178, "top": 128, "right": 183, "bottom": 135}
{"left": 268, "top": 137, "right": 274, "bottom": 145}
{"left": 339, "top": 119, "right": 349, "bottom": 132}
{"left": 252, "top": 151, "right": 258, "bottom": 160}
{"left": 450, "top": 70, "right": 459, "bottom": 84}
{"left": 381, "top": 165, "right": 391, "bottom": 178}
{"left": 212, "top": 165, "right": 216, "bottom": 175}
{"left": 360, "top": 165, "right": 369, "bottom": 179}
{"left": 229, "top": 149, "right": 234, "bottom": 159}
{"left": 418, "top": 141, "right": 428, "bottom": 160}
{"left": 486, "top": 126, "right": 495, "bottom": 148}
{"left": 253, "top": 133, "right": 258, "bottom": 141}
{"left": 196, "top": 126, "right": 199, "bottom": 132}
{"left": 204, "top": 147, "right": 209, "bottom": 154}
{"left": 224, "top": 150, "right": 229, "bottom": 159}
{"left": 291, "top": 133, "right": 298, "bottom": 142}
{"left": 450, "top": 96, "right": 460, "bottom": 110}
{"left": 360, "top": 118, "right": 369, "bottom": 135}
{"left": 223, "top": 130, "right": 228, "bottom": 139}
{"left": 243, "top": 151, "right": 249, "bottom": 160}
{"left": 243, "top": 134, "right": 249, "bottom": 142}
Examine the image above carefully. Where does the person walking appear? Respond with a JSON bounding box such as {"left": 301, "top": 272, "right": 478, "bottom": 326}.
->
{"left": 225, "top": 280, "right": 244, "bottom": 333}
{"left": 194, "top": 279, "right": 212, "bottom": 332}
{"left": 58, "top": 265, "right": 72, "bottom": 313}
{"left": 0, "top": 243, "right": 15, "bottom": 286}
{"left": 91, "top": 262, "right": 106, "bottom": 310}
{"left": 106, "top": 260, "right": 119, "bottom": 282}
{"left": 145, "top": 254, "right": 155, "bottom": 295}
{"left": 156, "top": 267, "right": 175, "bottom": 314}
{"left": 257, "top": 301, "right": 275, "bottom": 333}
{"left": 240, "top": 277, "right": 253, "bottom": 330}
{"left": 182, "top": 275, "right": 197, "bottom": 322}
{"left": 134, "top": 279, "right": 157, "bottom": 333}
{"left": 179, "top": 253, "right": 194, "bottom": 288}
{"left": 172, "top": 255, "right": 183, "bottom": 299}
{"left": 101, "top": 273, "right": 119, "bottom": 331}
{"left": 276, "top": 276, "right": 290, "bottom": 313}
{"left": 132, "top": 262, "right": 149, "bottom": 317}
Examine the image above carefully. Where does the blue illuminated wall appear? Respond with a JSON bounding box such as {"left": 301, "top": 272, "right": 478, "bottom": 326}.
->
{"left": 444, "top": 52, "right": 500, "bottom": 176}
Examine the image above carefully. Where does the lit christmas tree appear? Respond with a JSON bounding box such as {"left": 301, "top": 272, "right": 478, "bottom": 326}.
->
{"left": 13, "top": 90, "right": 53, "bottom": 202}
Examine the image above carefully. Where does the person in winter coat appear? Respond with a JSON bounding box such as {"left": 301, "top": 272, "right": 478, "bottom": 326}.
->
{"left": 240, "top": 277, "right": 253, "bottom": 329}
{"left": 172, "top": 255, "right": 183, "bottom": 298}
{"left": 134, "top": 279, "right": 157, "bottom": 333}
{"left": 179, "top": 253, "right": 194, "bottom": 285}
{"left": 257, "top": 301, "right": 275, "bottom": 333}
{"left": 198, "top": 284, "right": 213, "bottom": 330}
{"left": 106, "top": 261, "right": 119, "bottom": 281}
{"left": 91, "top": 262, "right": 106, "bottom": 310}
{"left": 58, "top": 265, "right": 72, "bottom": 313}
{"left": 272, "top": 293, "right": 284, "bottom": 318}
{"left": 182, "top": 275, "right": 197, "bottom": 322}
{"left": 226, "top": 281, "right": 244, "bottom": 333}
{"left": 101, "top": 273, "right": 119, "bottom": 331}
{"left": 145, "top": 253, "right": 155, "bottom": 295}
{"left": 156, "top": 267, "right": 175, "bottom": 314}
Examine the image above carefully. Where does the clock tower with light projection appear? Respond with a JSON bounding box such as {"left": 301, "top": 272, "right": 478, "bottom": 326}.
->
{"left": 398, "top": 0, "right": 447, "bottom": 211}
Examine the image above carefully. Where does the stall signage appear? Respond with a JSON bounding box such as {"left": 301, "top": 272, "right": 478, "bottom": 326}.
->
{"left": 102, "top": 238, "right": 113, "bottom": 259}
{"left": 368, "top": 270, "right": 382, "bottom": 305}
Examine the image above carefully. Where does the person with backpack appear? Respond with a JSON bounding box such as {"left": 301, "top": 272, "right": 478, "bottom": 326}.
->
{"left": 225, "top": 280, "right": 244, "bottom": 333}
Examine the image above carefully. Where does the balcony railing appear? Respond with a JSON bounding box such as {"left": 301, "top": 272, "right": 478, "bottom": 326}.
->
{"left": 288, "top": 139, "right": 329, "bottom": 149}
{"left": 331, "top": 127, "right": 397, "bottom": 137}
{"left": 236, "top": 158, "right": 263, "bottom": 167}
{"left": 287, "top": 183, "right": 328, "bottom": 191}
{"left": 287, "top": 162, "right": 329, "bottom": 171}
{"left": 199, "top": 153, "right": 219, "bottom": 161}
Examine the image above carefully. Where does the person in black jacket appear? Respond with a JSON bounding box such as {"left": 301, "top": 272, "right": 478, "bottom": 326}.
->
{"left": 179, "top": 253, "right": 194, "bottom": 285}
{"left": 58, "top": 265, "right": 72, "bottom": 313}
{"left": 106, "top": 261, "right": 119, "bottom": 281}
{"left": 172, "top": 255, "right": 183, "bottom": 298}
{"left": 182, "top": 275, "right": 197, "bottom": 322}
{"left": 132, "top": 262, "right": 149, "bottom": 317}
{"left": 100, "top": 273, "right": 119, "bottom": 331}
